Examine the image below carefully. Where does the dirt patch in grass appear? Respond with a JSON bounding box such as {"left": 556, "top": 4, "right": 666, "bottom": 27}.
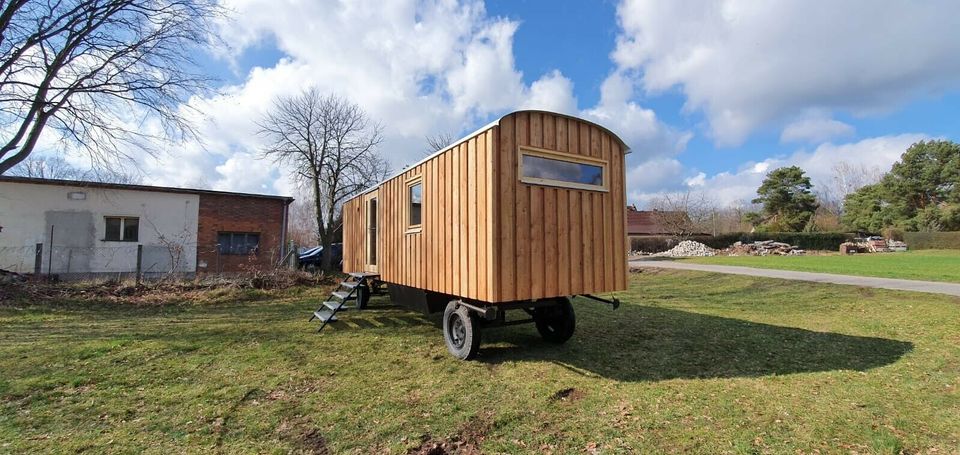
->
{"left": 407, "top": 411, "right": 494, "bottom": 455}
{"left": 276, "top": 417, "right": 330, "bottom": 454}
{"left": 549, "top": 387, "right": 584, "bottom": 402}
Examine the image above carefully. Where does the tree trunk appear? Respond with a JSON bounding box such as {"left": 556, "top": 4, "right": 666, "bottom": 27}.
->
{"left": 320, "top": 189, "right": 338, "bottom": 271}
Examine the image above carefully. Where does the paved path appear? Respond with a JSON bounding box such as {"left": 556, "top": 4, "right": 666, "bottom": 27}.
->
{"left": 629, "top": 259, "right": 960, "bottom": 297}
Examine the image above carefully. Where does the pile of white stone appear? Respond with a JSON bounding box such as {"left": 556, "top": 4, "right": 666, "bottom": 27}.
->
{"left": 651, "top": 240, "right": 716, "bottom": 257}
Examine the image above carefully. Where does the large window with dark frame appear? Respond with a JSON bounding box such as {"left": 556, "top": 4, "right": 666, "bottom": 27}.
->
{"left": 104, "top": 216, "right": 139, "bottom": 242}
{"left": 519, "top": 146, "right": 607, "bottom": 191}
{"left": 217, "top": 232, "right": 260, "bottom": 255}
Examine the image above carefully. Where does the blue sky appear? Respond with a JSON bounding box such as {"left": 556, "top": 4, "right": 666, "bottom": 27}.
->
{"left": 116, "top": 0, "right": 960, "bottom": 207}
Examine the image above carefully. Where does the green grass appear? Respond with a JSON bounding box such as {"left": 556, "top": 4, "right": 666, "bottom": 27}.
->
{"left": 1, "top": 271, "right": 959, "bottom": 453}
{"left": 682, "top": 249, "right": 960, "bottom": 283}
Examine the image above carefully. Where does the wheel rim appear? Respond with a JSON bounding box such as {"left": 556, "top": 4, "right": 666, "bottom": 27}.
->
{"left": 448, "top": 313, "right": 466, "bottom": 349}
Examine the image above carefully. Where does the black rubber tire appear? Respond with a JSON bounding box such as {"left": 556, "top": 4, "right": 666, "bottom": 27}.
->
{"left": 533, "top": 297, "right": 576, "bottom": 344}
{"left": 355, "top": 283, "right": 370, "bottom": 310}
{"left": 443, "top": 301, "right": 481, "bottom": 360}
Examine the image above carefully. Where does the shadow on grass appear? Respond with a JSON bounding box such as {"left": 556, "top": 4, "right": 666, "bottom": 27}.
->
{"left": 0, "top": 295, "right": 913, "bottom": 382}
{"left": 477, "top": 303, "right": 914, "bottom": 382}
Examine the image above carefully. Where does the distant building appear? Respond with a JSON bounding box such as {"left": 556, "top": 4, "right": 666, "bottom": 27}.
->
{"left": 626, "top": 205, "right": 707, "bottom": 236}
{"left": 0, "top": 176, "right": 293, "bottom": 278}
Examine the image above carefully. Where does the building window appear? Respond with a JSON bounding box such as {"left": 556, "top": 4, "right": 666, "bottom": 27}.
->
{"left": 407, "top": 177, "right": 423, "bottom": 232}
{"left": 519, "top": 146, "right": 607, "bottom": 191}
{"left": 218, "top": 232, "right": 260, "bottom": 255}
{"left": 104, "top": 217, "right": 139, "bottom": 242}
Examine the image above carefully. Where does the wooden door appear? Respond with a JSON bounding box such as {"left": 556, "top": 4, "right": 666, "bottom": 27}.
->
{"left": 363, "top": 191, "right": 378, "bottom": 273}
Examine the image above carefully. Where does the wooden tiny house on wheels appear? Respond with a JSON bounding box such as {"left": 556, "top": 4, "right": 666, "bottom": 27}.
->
{"left": 316, "top": 110, "right": 629, "bottom": 360}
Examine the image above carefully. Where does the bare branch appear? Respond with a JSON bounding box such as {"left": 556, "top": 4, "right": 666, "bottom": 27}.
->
{"left": 0, "top": 0, "right": 224, "bottom": 174}
{"left": 258, "top": 89, "right": 389, "bottom": 271}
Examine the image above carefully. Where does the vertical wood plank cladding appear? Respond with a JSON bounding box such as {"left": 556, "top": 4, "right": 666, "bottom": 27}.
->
{"left": 579, "top": 122, "right": 590, "bottom": 160}
{"left": 459, "top": 142, "right": 469, "bottom": 297}
{"left": 593, "top": 194, "right": 603, "bottom": 293}
{"left": 452, "top": 145, "right": 461, "bottom": 296}
{"left": 530, "top": 111, "right": 542, "bottom": 148}
{"left": 569, "top": 191, "right": 582, "bottom": 295}
{"left": 515, "top": 112, "right": 530, "bottom": 298}
{"left": 543, "top": 114, "right": 556, "bottom": 150}
{"left": 590, "top": 126, "right": 604, "bottom": 291}
{"left": 477, "top": 133, "right": 488, "bottom": 302}
{"left": 432, "top": 157, "right": 440, "bottom": 289}
{"left": 446, "top": 152, "right": 457, "bottom": 293}
{"left": 556, "top": 116, "right": 568, "bottom": 152}
{"left": 498, "top": 118, "right": 516, "bottom": 302}
{"left": 341, "top": 110, "right": 628, "bottom": 305}
{"left": 486, "top": 130, "right": 497, "bottom": 303}
{"left": 601, "top": 134, "right": 615, "bottom": 290}
{"left": 581, "top": 192, "right": 594, "bottom": 292}
{"left": 530, "top": 185, "right": 544, "bottom": 297}
{"left": 544, "top": 187, "right": 558, "bottom": 296}
{"left": 557, "top": 189, "right": 570, "bottom": 296}
{"left": 424, "top": 160, "right": 432, "bottom": 289}
{"left": 467, "top": 137, "right": 478, "bottom": 299}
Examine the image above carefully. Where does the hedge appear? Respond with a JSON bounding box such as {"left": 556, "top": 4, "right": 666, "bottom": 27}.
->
{"left": 630, "top": 232, "right": 855, "bottom": 253}
{"left": 903, "top": 232, "right": 960, "bottom": 250}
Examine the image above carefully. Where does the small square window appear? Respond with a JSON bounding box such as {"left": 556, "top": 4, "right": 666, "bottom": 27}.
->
{"left": 104, "top": 216, "right": 139, "bottom": 241}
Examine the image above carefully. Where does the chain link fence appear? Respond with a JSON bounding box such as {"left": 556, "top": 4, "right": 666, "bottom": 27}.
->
{"left": 0, "top": 242, "right": 289, "bottom": 281}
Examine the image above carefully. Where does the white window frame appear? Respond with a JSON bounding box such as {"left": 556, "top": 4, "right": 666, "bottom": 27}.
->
{"left": 103, "top": 216, "right": 139, "bottom": 242}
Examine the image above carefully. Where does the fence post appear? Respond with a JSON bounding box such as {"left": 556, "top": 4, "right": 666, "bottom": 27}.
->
{"left": 136, "top": 244, "right": 143, "bottom": 284}
{"left": 47, "top": 225, "right": 54, "bottom": 276}
{"left": 34, "top": 243, "right": 42, "bottom": 276}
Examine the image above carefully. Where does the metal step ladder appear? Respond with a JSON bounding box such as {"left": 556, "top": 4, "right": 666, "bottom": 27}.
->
{"left": 309, "top": 272, "right": 380, "bottom": 332}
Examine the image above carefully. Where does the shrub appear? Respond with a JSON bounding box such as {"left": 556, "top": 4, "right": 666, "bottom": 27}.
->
{"left": 881, "top": 227, "right": 905, "bottom": 241}
{"left": 903, "top": 232, "right": 960, "bottom": 249}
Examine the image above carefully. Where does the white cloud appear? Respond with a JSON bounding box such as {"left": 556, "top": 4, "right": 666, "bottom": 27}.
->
{"left": 630, "top": 134, "right": 927, "bottom": 208}
{"left": 520, "top": 70, "right": 577, "bottom": 115}
{"left": 612, "top": 0, "right": 960, "bottom": 145}
{"left": 780, "top": 115, "right": 855, "bottom": 144}
{"left": 582, "top": 72, "right": 691, "bottom": 157}
{"left": 125, "top": 0, "right": 687, "bottom": 199}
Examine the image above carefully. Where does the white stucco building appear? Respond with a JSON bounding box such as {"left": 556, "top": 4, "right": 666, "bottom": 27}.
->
{"left": 0, "top": 177, "right": 292, "bottom": 278}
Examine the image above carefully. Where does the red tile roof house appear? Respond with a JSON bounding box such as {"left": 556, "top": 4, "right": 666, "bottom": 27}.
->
{"left": 626, "top": 205, "right": 693, "bottom": 236}
{"left": 0, "top": 176, "right": 293, "bottom": 279}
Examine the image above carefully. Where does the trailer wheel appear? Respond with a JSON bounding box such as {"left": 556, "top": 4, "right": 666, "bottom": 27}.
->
{"left": 443, "top": 301, "right": 481, "bottom": 360}
{"left": 533, "top": 297, "right": 576, "bottom": 343}
{"left": 355, "top": 283, "right": 370, "bottom": 310}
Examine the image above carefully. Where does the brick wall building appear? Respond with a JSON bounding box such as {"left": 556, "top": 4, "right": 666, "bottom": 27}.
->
{"left": 196, "top": 193, "right": 292, "bottom": 273}
{"left": 0, "top": 176, "right": 293, "bottom": 276}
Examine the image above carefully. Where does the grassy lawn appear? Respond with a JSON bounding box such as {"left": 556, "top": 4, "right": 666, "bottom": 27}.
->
{"left": 682, "top": 249, "right": 960, "bottom": 283}
{"left": 1, "top": 271, "right": 959, "bottom": 453}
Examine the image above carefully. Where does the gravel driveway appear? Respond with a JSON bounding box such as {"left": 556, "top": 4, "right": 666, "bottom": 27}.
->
{"left": 630, "top": 259, "right": 960, "bottom": 297}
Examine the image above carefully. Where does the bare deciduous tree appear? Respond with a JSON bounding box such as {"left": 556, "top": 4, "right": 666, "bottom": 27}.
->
{"left": 259, "top": 89, "right": 389, "bottom": 271}
{"left": 0, "top": 0, "right": 222, "bottom": 175}
{"left": 817, "top": 160, "right": 884, "bottom": 215}
{"left": 9, "top": 154, "right": 139, "bottom": 183}
{"left": 424, "top": 132, "right": 454, "bottom": 155}
{"left": 648, "top": 190, "right": 719, "bottom": 237}
{"left": 286, "top": 197, "right": 320, "bottom": 248}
